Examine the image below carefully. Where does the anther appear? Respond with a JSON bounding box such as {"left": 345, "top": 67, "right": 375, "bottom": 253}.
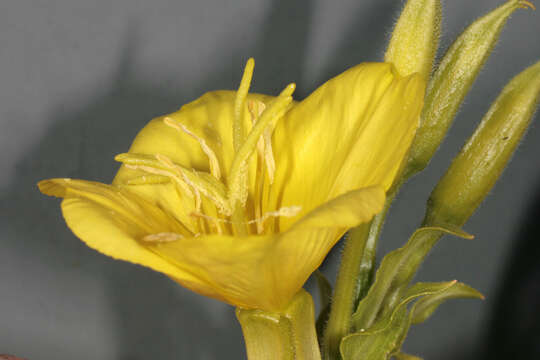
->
{"left": 164, "top": 117, "right": 222, "bottom": 180}
{"left": 124, "top": 163, "right": 194, "bottom": 199}
{"left": 142, "top": 232, "right": 183, "bottom": 243}
{"left": 126, "top": 175, "right": 171, "bottom": 185}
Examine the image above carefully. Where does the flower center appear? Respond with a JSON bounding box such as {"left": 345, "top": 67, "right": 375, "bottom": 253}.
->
{"left": 116, "top": 58, "right": 300, "bottom": 237}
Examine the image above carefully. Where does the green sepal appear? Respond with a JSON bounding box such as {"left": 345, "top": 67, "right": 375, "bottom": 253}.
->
{"left": 392, "top": 352, "right": 423, "bottom": 360}
{"left": 314, "top": 270, "right": 333, "bottom": 341}
{"left": 405, "top": 0, "right": 532, "bottom": 178}
{"left": 315, "top": 270, "right": 333, "bottom": 310}
{"left": 236, "top": 289, "right": 321, "bottom": 360}
{"left": 352, "top": 226, "right": 473, "bottom": 330}
{"left": 341, "top": 281, "right": 457, "bottom": 360}
{"left": 410, "top": 282, "right": 484, "bottom": 325}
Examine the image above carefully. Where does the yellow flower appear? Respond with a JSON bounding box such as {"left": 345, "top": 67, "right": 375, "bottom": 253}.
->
{"left": 38, "top": 60, "right": 424, "bottom": 311}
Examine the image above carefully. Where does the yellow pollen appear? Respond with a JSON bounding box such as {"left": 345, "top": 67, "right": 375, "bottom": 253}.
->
{"left": 163, "top": 117, "right": 222, "bottom": 180}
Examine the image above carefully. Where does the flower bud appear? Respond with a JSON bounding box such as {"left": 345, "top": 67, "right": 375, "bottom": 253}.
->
{"left": 425, "top": 61, "right": 540, "bottom": 227}
{"left": 405, "top": 0, "right": 534, "bottom": 178}
{"left": 385, "top": 0, "right": 441, "bottom": 79}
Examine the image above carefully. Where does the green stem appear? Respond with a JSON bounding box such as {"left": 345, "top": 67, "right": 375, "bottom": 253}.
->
{"left": 355, "top": 197, "right": 392, "bottom": 302}
{"left": 322, "top": 190, "right": 397, "bottom": 360}
{"left": 236, "top": 290, "right": 321, "bottom": 360}
{"left": 322, "top": 223, "right": 370, "bottom": 360}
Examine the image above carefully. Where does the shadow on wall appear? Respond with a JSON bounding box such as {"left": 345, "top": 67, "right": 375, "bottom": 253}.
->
{"left": 314, "top": 0, "right": 399, "bottom": 89}
{"left": 481, "top": 181, "right": 540, "bottom": 359}
{"left": 0, "top": 0, "right": 402, "bottom": 358}
{"left": 431, "top": 179, "right": 540, "bottom": 360}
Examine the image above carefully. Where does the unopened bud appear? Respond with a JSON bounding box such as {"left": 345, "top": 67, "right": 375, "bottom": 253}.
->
{"left": 425, "top": 61, "right": 540, "bottom": 227}
{"left": 385, "top": 0, "right": 441, "bottom": 79}
{"left": 405, "top": 0, "right": 533, "bottom": 178}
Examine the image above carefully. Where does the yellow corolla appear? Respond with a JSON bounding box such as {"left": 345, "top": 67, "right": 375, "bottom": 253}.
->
{"left": 39, "top": 60, "right": 424, "bottom": 311}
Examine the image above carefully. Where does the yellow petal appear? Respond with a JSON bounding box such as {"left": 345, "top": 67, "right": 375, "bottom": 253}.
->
{"left": 37, "top": 179, "right": 221, "bottom": 298}
{"left": 269, "top": 63, "right": 425, "bottom": 230}
{"left": 38, "top": 178, "right": 183, "bottom": 234}
{"left": 152, "top": 186, "right": 385, "bottom": 310}
{"left": 291, "top": 186, "right": 385, "bottom": 229}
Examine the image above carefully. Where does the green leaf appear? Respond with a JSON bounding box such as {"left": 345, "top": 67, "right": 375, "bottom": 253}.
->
{"left": 341, "top": 306, "right": 409, "bottom": 360}
{"left": 405, "top": 0, "right": 533, "bottom": 177}
{"left": 411, "top": 282, "right": 484, "bottom": 325}
{"left": 341, "top": 281, "right": 456, "bottom": 360}
{"left": 352, "top": 226, "right": 472, "bottom": 330}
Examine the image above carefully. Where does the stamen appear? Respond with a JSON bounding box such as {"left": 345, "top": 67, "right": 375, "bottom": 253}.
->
{"left": 248, "top": 100, "right": 267, "bottom": 164}
{"left": 164, "top": 117, "right": 222, "bottom": 180}
{"left": 116, "top": 153, "right": 232, "bottom": 214}
{"left": 126, "top": 175, "right": 171, "bottom": 185}
{"left": 142, "top": 232, "right": 183, "bottom": 243}
{"left": 233, "top": 58, "right": 255, "bottom": 153}
{"left": 249, "top": 99, "right": 276, "bottom": 184}
{"left": 155, "top": 154, "right": 232, "bottom": 216}
{"left": 228, "top": 83, "right": 295, "bottom": 208}
{"left": 123, "top": 164, "right": 194, "bottom": 199}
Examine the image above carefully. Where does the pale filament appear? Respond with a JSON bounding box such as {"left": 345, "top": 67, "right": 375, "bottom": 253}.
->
{"left": 191, "top": 205, "right": 301, "bottom": 234}
{"left": 154, "top": 154, "right": 232, "bottom": 216}
{"left": 142, "top": 232, "right": 184, "bottom": 243}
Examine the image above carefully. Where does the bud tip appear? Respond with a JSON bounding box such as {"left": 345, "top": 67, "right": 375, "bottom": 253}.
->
{"left": 519, "top": 1, "right": 536, "bottom": 10}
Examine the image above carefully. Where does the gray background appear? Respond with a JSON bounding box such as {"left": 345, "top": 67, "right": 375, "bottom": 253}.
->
{"left": 1, "top": 0, "right": 539, "bottom": 359}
